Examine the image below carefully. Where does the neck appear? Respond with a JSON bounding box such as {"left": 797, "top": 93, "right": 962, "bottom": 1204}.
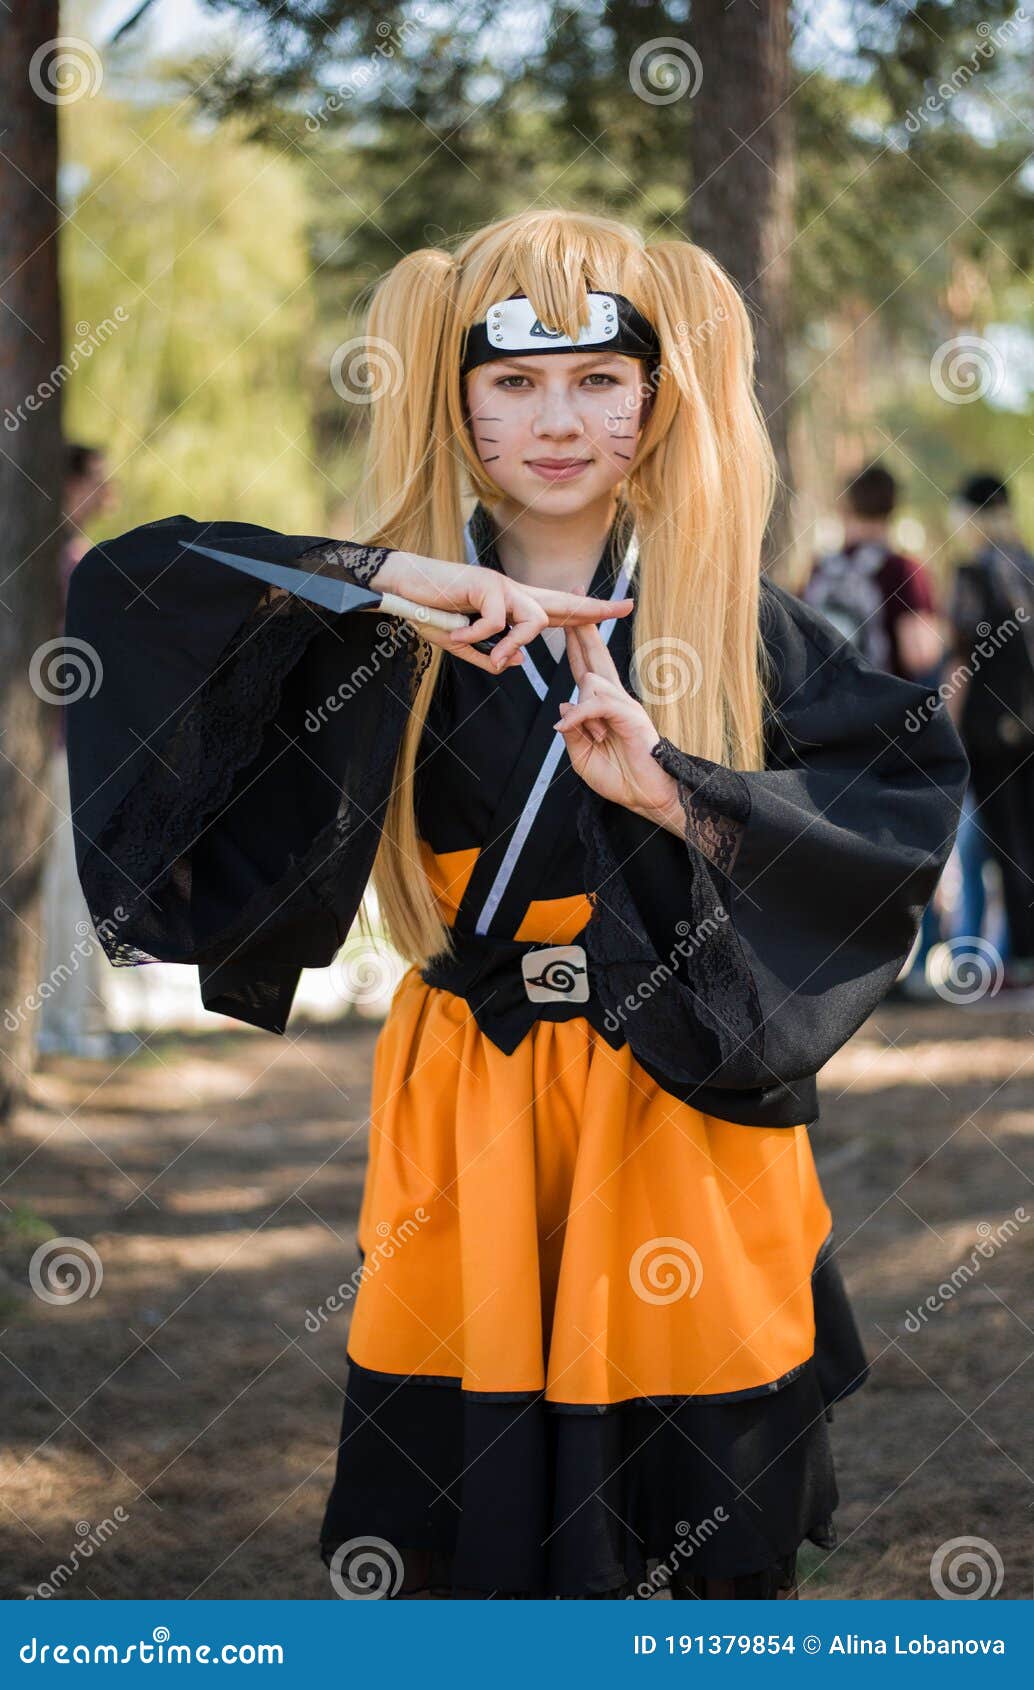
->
{"left": 843, "top": 516, "right": 890, "bottom": 546}
{"left": 487, "top": 490, "right": 620, "bottom": 594}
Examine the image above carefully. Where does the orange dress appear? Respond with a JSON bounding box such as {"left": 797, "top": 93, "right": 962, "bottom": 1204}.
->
{"left": 319, "top": 508, "right": 867, "bottom": 1599}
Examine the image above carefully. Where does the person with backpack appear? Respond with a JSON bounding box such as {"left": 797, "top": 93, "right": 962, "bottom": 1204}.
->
{"left": 804, "top": 464, "right": 942, "bottom": 682}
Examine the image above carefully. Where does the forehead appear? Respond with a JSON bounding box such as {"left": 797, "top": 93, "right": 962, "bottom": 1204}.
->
{"left": 469, "top": 349, "right": 639, "bottom": 377}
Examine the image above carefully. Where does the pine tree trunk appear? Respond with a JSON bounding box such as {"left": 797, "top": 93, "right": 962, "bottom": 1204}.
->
{"left": 0, "top": 4, "right": 64, "bottom": 1125}
{"left": 687, "top": 0, "right": 795, "bottom": 578}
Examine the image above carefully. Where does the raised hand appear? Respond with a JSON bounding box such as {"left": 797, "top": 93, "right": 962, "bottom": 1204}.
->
{"left": 369, "top": 550, "right": 632, "bottom": 675}
{"left": 553, "top": 623, "right": 684, "bottom": 828}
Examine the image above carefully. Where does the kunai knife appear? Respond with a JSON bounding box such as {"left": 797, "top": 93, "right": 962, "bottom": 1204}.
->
{"left": 182, "top": 540, "right": 471, "bottom": 633}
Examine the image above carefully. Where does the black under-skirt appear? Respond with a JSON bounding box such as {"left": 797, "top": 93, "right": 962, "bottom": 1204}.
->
{"left": 319, "top": 1241, "right": 868, "bottom": 1599}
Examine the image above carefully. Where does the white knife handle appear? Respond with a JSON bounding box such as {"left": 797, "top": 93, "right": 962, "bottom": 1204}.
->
{"left": 374, "top": 592, "right": 470, "bottom": 632}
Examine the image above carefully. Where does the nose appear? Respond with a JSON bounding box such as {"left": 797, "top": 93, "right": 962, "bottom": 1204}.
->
{"left": 531, "top": 385, "right": 584, "bottom": 441}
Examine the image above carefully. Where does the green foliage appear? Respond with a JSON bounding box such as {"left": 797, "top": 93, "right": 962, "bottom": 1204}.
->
{"left": 63, "top": 0, "right": 1034, "bottom": 544}
{"left": 59, "top": 89, "right": 326, "bottom": 537}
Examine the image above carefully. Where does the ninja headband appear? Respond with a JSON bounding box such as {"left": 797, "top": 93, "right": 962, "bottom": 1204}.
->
{"left": 460, "top": 291, "right": 661, "bottom": 377}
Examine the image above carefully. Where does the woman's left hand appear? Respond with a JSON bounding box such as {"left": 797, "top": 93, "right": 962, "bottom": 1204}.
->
{"left": 554, "top": 624, "right": 685, "bottom": 831}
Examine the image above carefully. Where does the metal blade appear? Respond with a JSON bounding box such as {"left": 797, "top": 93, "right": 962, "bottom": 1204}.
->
{"left": 182, "top": 541, "right": 381, "bottom": 615}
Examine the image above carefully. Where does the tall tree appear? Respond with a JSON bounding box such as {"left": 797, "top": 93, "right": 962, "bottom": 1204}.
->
{"left": 0, "top": 4, "right": 64, "bottom": 1123}
{"left": 688, "top": 0, "right": 795, "bottom": 574}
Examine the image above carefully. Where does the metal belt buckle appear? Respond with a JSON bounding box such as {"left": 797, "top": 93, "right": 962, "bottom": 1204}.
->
{"left": 521, "top": 943, "right": 590, "bottom": 1004}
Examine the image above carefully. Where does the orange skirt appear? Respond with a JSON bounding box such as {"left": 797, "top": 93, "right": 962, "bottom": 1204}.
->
{"left": 348, "top": 965, "right": 833, "bottom": 1406}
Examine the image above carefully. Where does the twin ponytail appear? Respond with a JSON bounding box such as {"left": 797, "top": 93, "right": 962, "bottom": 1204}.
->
{"left": 355, "top": 247, "right": 465, "bottom": 563}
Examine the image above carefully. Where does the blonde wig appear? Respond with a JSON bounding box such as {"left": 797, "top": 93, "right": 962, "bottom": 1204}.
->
{"left": 349, "top": 209, "right": 778, "bottom": 963}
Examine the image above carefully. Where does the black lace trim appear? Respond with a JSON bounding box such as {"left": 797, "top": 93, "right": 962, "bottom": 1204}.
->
{"left": 296, "top": 538, "right": 395, "bottom": 589}
{"left": 576, "top": 784, "right": 767, "bottom": 1089}
{"left": 650, "top": 736, "right": 752, "bottom": 876}
{"left": 298, "top": 539, "right": 432, "bottom": 683}
{"left": 87, "top": 562, "right": 417, "bottom": 970}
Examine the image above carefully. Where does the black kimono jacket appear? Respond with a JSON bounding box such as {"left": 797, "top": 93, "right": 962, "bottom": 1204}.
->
{"left": 63, "top": 513, "right": 968, "bottom": 1128}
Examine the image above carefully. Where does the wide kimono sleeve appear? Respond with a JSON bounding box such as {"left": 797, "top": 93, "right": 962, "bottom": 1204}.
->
{"left": 63, "top": 515, "right": 419, "bottom": 1033}
{"left": 578, "top": 579, "right": 970, "bottom": 1099}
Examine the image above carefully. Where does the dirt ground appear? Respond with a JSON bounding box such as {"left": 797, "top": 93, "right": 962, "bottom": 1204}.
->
{"left": 1, "top": 994, "right": 1031, "bottom": 1601}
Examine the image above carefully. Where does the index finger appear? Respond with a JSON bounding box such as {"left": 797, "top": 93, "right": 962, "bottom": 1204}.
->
{"left": 571, "top": 620, "right": 625, "bottom": 688}
{"left": 532, "top": 587, "right": 634, "bottom": 627}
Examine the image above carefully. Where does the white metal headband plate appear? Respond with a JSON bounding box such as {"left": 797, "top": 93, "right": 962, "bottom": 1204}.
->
{"left": 460, "top": 290, "right": 661, "bottom": 375}
{"left": 485, "top": 293, "right": 618, "bottom": 353}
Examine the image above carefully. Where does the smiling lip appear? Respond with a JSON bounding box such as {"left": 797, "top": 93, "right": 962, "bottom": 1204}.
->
{"left": 526, "top": 458, "right": 591, "bottom": 480}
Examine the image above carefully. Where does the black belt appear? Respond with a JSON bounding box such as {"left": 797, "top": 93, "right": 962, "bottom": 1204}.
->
{"left": 419, "top": 929, "right": 819, "bottom": 1130}
{"left": 420, "top": 931, "right": 624, "bottom": 1056}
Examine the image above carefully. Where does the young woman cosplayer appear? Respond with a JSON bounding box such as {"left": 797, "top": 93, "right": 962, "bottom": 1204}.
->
{"left": 64, "top": 210, "right": 967, "bottom": 1600}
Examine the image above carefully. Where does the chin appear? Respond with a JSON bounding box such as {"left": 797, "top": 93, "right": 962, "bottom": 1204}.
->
{"left": 515, "top": 470, "right": 619, "bottom": 512}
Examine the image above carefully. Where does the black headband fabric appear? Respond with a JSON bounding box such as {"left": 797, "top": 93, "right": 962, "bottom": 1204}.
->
{"left": 460, "top": 291, "right": 660, "bottom": 376}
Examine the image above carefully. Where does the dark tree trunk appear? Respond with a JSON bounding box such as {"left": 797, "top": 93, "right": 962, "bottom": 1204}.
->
{"left": 688, "top": 0, "right": 795, "bottom": 577}
{"left": 0, "top": 4, "right": 64, "bottom": 1124}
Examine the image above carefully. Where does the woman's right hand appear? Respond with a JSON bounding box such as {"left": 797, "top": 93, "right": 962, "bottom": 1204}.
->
{"left": 369, "top": 549, "right": 633, "bottom": 674}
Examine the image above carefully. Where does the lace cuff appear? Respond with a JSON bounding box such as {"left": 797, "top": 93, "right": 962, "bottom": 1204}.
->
{"left": 650, "top": 736, "right": 751, "bottom": 876}
{"left": 296, "top": 538, "right": 396, "bottom": 589}
{"left": 295, "top": 539, "right": 432, "bottom": 685}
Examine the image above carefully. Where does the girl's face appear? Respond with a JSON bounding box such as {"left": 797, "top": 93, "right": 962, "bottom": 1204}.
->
{"left": 465, "top": 350, "right": 649, "bottom": 513}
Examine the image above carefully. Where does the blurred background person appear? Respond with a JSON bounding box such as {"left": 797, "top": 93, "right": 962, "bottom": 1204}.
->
{"left": 946, "top": 473, "right": 1034, "bottom": 993}
{"left": 37, "top": 442, "right": 128, "bottom": 1058}
{"left": 803, "top": 463, "right": 943, "bottom": 684}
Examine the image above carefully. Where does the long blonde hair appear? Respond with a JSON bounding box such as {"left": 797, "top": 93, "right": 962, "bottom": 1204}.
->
{"left": 351, "top": 209, "right": 776, "bottom": 963}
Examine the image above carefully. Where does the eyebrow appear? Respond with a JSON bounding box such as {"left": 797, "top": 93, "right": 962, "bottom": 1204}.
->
{"left": 489, "top": 352, "right": 630, "bottom": 372}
